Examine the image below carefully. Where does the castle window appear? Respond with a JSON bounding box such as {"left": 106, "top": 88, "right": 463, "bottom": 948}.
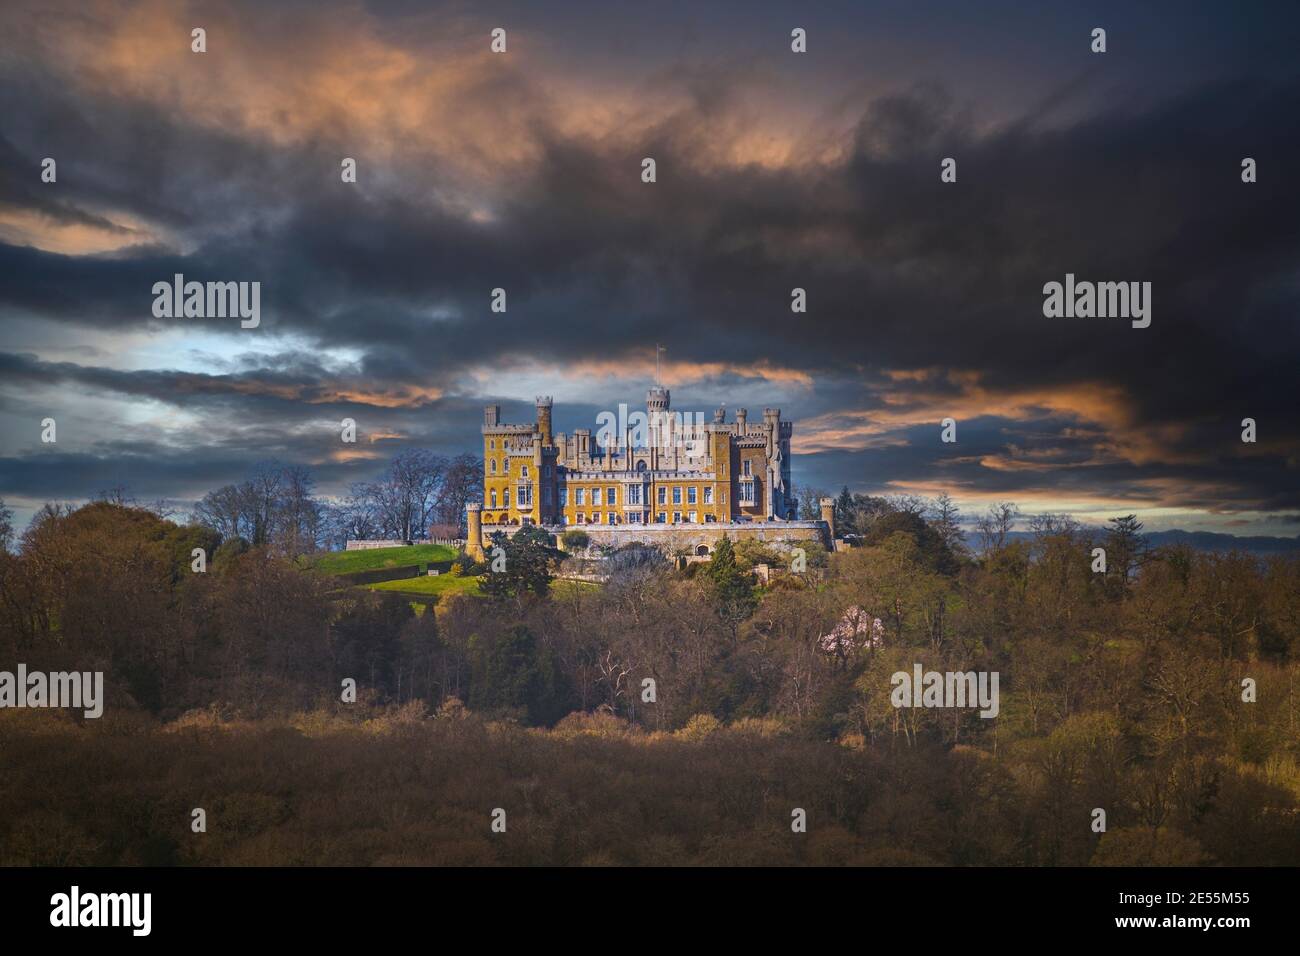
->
{"left": 543, "top": 486, "right": 552, "bottom": 505}
{"left": 559, "top": 487, "right": 568, "bottom": 506}
{"left": 575, "top": 488, "right": 586, "bottom": 506}
{"left": 504, "top": 488, "right": 511, "bottom": 508}
{"left": 743, "top": 460, "right": 752, "bottom": 477}
{"left": 656, "top": 513, "right": 666, "bottom": 524}
{"left": 592, "top": 487, "right": 602, "bottom": 506}
{"left": 672, "top": 512, "right": 681, "bottom": 524}
{"left": 628, "top": 484, "right": 642, "bottom": 506}
{"left": 490, "top": 490, "right": 497, "bottom": 508}
{"left": 521, "top": 465, "right": 529, "bottom": 478}
{"left": 687, "top": 486, "right": 697, "bottom": 505}
{"left": 657, "top": 487, "right": 666, "bottom": 505}
{"left": 518, "top": 484, "right": 532, "bottom": 507}
{"left": 704, "top": 487, "right": 713, "bottom": 505}
{"left": 739, "top": 480, "right": 755, "bottom": 505}
{"left": 687, "top": 511, "right": 697, "bottom": 523}
{"left": 672, "top": 487, "right": 682, "bottom": 505}
{"left": 607, "top": 486, "right": 617, "bottom": 506}
{"left": 490, "top": 459, "right": 496, "bottom": 474}
{"left": 593, "top": 512, "right": 602, "bottom": 524}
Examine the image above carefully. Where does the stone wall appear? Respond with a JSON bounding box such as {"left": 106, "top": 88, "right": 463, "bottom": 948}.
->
{"left": 345, "top": 539, "right": 412, "bottom": 550}
{"left": 481, "top": 520, "right": 829, "bottom": 556}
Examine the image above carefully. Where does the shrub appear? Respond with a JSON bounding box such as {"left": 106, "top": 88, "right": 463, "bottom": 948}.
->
{"left": 562, "top": 529, "right": 591, "bottom": 550}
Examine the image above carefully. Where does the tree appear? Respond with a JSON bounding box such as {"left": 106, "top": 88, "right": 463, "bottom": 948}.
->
{"left": 862, "top": 510, "right": 959, "bottom": 575}
{"left": 365, "top": 450, "right": 446, "bottom": 542}
{"left": 1104, "top": 514, "right": 1146, "bottom": 591}
{"left": 835, "top": 486, "right": 855, "bottom": 530}
{"left": 275, "top": 464, "right": 322, "bottom": 555}
{"left": 927, "top": 493, "right": 966, "bottom": 558}
{"left": 469, "top": 624, "right": 568, "bottom": 724}
{"left": 794, "top": 484, "right": 827, "bottom": 521}
{"left": 705, "top": 535, "right": 757, "bottom": 633}
{"left": 0, "top": 497, "right": 13, "bottom": 554}
{"left": 434, "top": 454, "right": 483, "bottom": 532}
{"left": 562, "top": 529, "right": 591, "bottom": 550}
{"left": 976, "top": 502, "right": 1020, "bottom": 555}
{"left": 480, "top": 526, "right": 560, "bottom": 602}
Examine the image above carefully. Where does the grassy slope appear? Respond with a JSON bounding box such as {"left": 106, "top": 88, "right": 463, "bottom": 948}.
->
{"left": 308, "top": 544, "right": 459, "bottom": 576}
{"left": 367, "top": 574, "right": 483, "bottom": 598}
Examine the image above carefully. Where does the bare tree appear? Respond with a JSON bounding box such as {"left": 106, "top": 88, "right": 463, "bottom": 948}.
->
{"left": 433, "top": 453, "right": 483, "bottom": 533}
{"left": 976, "top": 502, "right": 1020, "bottom": 555}
{"left": 193, "top": 484, "right": 246, "bottom": 541}
{"left": 366, "top": 450, "right": 446, "bottom": 541}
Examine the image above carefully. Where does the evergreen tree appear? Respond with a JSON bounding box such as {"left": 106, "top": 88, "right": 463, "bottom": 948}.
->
{"left": 835, "top": 486, "right": 855, "bottom": 530}
{"left": 1104, "top": 514, "right": 1146, "bottom": 591}
{"left": 481, "top": 526, "right": 560, "bottom": 601}
{"left": 706, "top": 535, "right": 756, "bottom": 628}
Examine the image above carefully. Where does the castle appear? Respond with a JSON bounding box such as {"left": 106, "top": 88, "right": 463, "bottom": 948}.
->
{"left": 466, "top": 389, "right": 834, "bottom": 558}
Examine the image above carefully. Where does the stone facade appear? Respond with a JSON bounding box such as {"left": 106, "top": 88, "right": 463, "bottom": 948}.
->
{"left": 464, "top": 390, "right": 831, "bottom": 561}
{"left": 480, "top": 389, "right": 794, "bottom": 529}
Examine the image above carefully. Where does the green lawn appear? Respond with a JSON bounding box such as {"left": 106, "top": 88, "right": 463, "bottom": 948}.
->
{"left": 366, "top": 574, "right": 483, "bottom": 598}
{"left": 308, "top": 544, "right": 460, "bottom": 576}
{"left": 552, "top": 578, "right": 602, "bottom": 598}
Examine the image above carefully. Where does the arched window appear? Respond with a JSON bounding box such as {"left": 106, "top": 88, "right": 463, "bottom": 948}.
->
{"left": 490, "top": 459, "right": 496, "bottom": 474}
{"left": 490, "top": 489, "right": 497, "bottom": 508}
{"left": 636, "top": 460, "right": 647, "bottom": 472}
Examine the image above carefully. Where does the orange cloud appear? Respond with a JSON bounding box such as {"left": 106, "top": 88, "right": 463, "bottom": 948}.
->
{"left": 796, "top": 367, "right": 1196, "bottom": 467}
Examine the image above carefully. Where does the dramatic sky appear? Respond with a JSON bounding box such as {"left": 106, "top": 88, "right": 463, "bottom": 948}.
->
{"left": 1, "top": 0, "right": 1298, "bottom": 535}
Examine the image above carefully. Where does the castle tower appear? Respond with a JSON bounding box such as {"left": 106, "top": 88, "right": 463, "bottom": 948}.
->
{"left": 646, "top": 386, "right": 670, "bottom": 418}
{"left": 819, "top": 497, "right": 836, "bottom": 547}
{"left": 466, "top": 502, "right": 485, "bottom": 561}
{"left": 535, "top": 395, "right": 553, "bottom": 446}
{"left": 647, "top": 386, "right": 670, "bottom": 469}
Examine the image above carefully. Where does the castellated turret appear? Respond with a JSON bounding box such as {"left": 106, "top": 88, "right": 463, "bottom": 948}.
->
{"left": 646, "top": 386, "right": 670, "bottom": 417}
{"left": 478, "top": 392, "right": 802, "bottom": 532}
{"left": 535, "top": 395, "right": 553, "bottom": 446}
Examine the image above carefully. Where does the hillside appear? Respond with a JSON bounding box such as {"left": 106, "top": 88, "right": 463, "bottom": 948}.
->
{"left": 307, "top": 543, "right": 460, "bottom": 576}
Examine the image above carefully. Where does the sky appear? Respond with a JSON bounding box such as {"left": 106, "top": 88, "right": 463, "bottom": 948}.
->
{"left": 1, "top": 0, "right": 1298, "bottom": 536}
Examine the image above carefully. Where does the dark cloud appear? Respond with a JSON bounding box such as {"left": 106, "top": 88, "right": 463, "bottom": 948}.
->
{"left": 0, "top": 0, "right": 1297, "bottom": 531}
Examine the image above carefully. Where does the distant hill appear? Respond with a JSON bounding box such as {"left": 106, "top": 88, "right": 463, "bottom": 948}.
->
{"left": 962, "top": 529, "right": 1300, "bottom": 556}
{"left": 1142, "top": 529, "right": 1300, "bottom": 555}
